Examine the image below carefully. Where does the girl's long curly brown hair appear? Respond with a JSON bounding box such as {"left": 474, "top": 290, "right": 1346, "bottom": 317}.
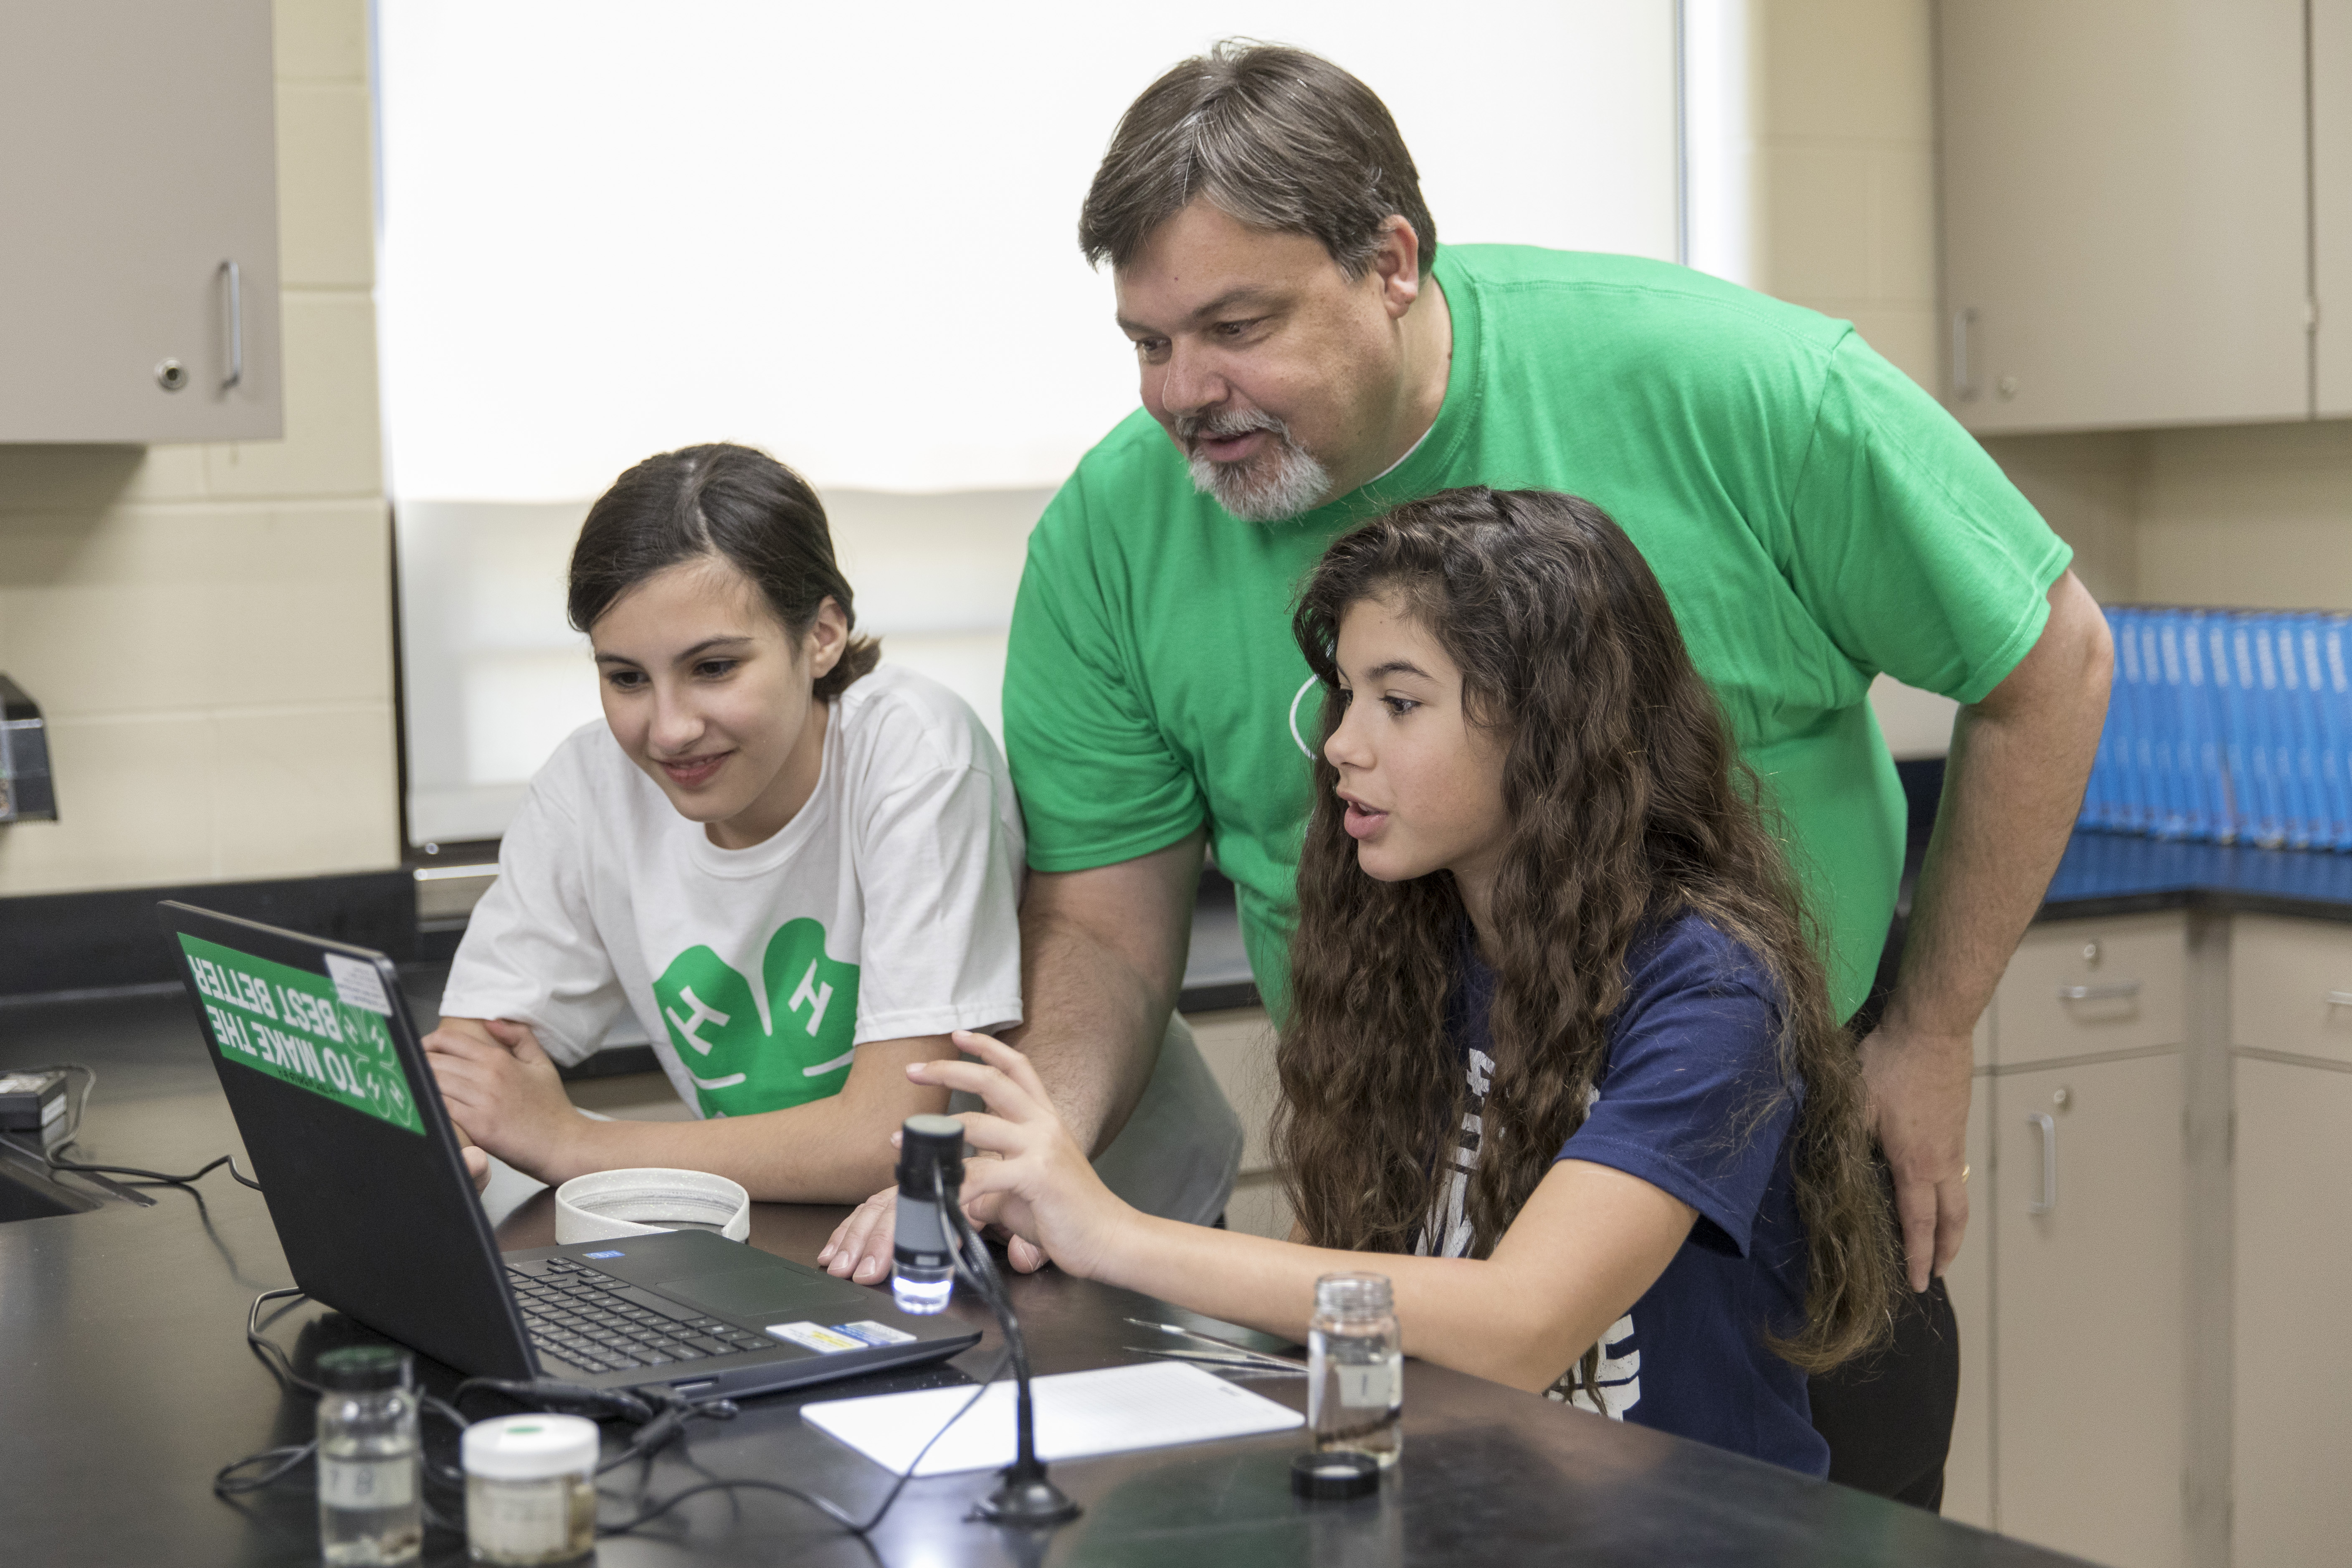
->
{"left": 1273, "top": 488, "right": 1896, "bottom": 1373}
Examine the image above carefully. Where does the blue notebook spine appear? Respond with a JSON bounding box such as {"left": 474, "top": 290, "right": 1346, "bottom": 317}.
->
{"left": 2198, "top": 613, "right": 2235, "bottom": 843}
{"left": 2289, "top": 614, "right": 2325, "bottom": 851}
{"left": 2326, "top": 615, "right": 2352, "bottom": 852}
{"left": 2223, "top": 616, "right": 2261, "bottom": 845}
{"left": 2137, "top": 614, "right": 2166, "bottom": 835}
{"left": 2176, "top": 610, "right": 2217, "bottom": 841}
{"left": 2273, "top": 613, "right": 2310, "bottom": 849}
{"left": 2155, "top": 613, "right": 2190, "bottom": 839}
{"left": 2114, "top": 609, "right": 2149, "bottom": 832}
{"left": 2250, "top": 614, "right": 2289, "bottom": 848}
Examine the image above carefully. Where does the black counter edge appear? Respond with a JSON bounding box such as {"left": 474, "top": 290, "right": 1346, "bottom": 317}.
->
{"left": 0, "top": 869, "right": 414, "bottom": 1000}
{"left": 2038, "top": 887, "right": 2352, "bottom": 924}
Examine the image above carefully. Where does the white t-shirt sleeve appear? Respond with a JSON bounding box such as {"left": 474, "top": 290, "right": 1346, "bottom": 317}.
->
{"left": 438, "top": 781, "right": 628, "bottom": 1066}
{"left": 848, "top": 759, "right": 1024, "bottom": 1044}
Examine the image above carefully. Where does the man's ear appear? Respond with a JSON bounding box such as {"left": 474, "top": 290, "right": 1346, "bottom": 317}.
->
{"left": 1369, "top": 214, "right": 1425, "bottom": 318}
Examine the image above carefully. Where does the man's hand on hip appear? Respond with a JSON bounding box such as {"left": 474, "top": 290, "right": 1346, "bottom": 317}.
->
{"left": 1856, "top": 1022, "right": 1974, "bottom": 1293}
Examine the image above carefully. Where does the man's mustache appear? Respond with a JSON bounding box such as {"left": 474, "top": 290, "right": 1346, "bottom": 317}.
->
{"left": 1172, "top": 407, "right": 1289, "bottom": 446}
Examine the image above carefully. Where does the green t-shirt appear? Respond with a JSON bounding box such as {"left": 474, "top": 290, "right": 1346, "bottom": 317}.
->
{"left": 1004, "top": 246, "right": 2071, "bottom": 1021}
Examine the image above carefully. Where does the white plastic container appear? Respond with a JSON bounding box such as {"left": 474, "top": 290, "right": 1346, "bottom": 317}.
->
{"left": 461, "top": 1413, "right": 598, "bottom": 1564}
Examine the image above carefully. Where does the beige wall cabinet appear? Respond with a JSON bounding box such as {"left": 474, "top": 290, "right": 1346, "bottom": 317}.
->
{"left": 1939, "top": 0, "right": 2311, "bottom": 433}
{"left": 2227, "top": 912, "right": 2352, "bottom": 1567}
{"left": 1947, "top": 914, "right": 2191, "bottom": 1567}
{"left": 2317, "top": 0, "right": 2352, "bottom": 416}
{"left": 2229, "top": 1056, "right": 2352, "bottom": 1566}
{"left": 0, "top": 0, "right": 282, "bottom": 441}
{"left": 1992, "top": 1054, "right": 2187, "bottom": 1568}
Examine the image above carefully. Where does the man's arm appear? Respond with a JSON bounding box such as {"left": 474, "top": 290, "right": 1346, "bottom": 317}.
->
{"left": 1861, "top": 569, "right": 2113, "bottom": 1290}
{"left": 1007, "top": 827, "right": 1205, "bottom": 1155}
{"left": 816, "top": 829, "right": 1204, "bottom": 1282}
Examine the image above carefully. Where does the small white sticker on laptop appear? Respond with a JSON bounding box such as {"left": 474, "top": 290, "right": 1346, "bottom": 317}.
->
{"left": 767, "top": 1321, "right": 863, "bottom": 1353}
{"left": 324, "top": 953, "right": 393, "bottom": 1016}
{"left": 830, "top": 1320, "right": 916, "bottom": 1347}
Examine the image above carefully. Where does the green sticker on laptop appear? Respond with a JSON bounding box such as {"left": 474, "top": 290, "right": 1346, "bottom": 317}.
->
{"left": 176, "top": 934, "right": 425, "bottom": 1136}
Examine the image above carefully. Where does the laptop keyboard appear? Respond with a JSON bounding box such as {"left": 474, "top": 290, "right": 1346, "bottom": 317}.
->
{"left": 509, "top": 1256, "right": 777, "bottom": 1376}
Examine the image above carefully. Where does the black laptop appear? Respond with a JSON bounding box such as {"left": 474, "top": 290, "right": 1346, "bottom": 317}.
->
{"left": 160, "top": 902, "right": 978, "bottom": 1398}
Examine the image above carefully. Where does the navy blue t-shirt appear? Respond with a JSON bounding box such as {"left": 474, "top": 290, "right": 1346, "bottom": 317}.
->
{"left": 1422, "top": 911, "right": 1823, "bottom": 1477}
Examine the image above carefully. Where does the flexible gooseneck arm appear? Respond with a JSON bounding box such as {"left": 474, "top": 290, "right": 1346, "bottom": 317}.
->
{"left": 933, "top": 1163, "right": 1078, "bottom": 1526}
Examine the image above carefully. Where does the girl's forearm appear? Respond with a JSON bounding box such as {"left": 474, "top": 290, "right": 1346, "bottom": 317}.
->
{"left": 1089, "top": 1160, "right": 1694, "bottom": 1393}
{"left": 559, "top": 1103, "right": 908, "bottom": 1203}
{"left": 552, "top": 1035, "right": 951, "bottom": 1202}
{"left": 1095, "top": 1212, "right": 1591, "bottom": 1393}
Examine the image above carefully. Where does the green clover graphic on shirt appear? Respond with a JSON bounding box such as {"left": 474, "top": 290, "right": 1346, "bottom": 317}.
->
{"left": 651, "top": 918, "right": 862, "bottom": 1118}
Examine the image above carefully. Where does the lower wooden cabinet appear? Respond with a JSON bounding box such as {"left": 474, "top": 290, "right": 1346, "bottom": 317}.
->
{"left": 1992, "top": 1053, "right": 2186, "bottom": 1568}
{"left": 2230, "top": 1056, "right": 2352, "bottom": 1566}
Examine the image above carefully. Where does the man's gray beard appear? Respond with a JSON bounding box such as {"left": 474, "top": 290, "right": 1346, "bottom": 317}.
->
{"left": 1187, "top": 433, "right": 1334, "bottom": 523}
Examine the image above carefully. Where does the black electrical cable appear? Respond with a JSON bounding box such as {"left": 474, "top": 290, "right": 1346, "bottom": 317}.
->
{"left": 215, "top": 1273, "right": 1018, "bottom": 1550}
{"left": 214, "top": 1288, "right": 322, "bottom": 1497}
{"left": 22, "top": 1062, "right": 263, "bottom": 1191}
{"left": 48, "top": 1148, "right": 263, "bottom": 1190}
{"left": 593, "top": 1343, "right": 1014, "bottom": 1540}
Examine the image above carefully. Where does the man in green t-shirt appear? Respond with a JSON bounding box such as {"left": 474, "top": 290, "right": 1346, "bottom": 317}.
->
{"left": 833, "top": 43, "right": 2111, "bottom": 1503}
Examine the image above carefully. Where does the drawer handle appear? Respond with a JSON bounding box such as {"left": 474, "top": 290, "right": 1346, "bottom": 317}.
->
{"left": 2025, "top": 1112, "right": 2057, "bottom": 1214}
{"left": 2057, "top": 981, "right": 2139, "bottom": 1001}
{"left": 2325, "top": 992, "right": 2352, "bottom": 1008}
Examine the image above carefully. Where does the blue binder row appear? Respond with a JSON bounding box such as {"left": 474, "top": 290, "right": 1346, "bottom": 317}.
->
{"left": 2083, "top": 606, "right": 2352, "bottom": 850}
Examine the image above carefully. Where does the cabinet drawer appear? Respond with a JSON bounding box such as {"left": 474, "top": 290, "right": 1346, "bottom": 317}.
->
{"left": 1995, "top": 913, "right": 2186, "bottom": 1064}
{"left": 2229, "top": 914, "right": 2352, "bottom": 1065}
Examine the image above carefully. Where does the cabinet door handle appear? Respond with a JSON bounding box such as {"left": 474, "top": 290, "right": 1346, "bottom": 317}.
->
{"left": 2025, "top": 1112, "right": 2057, "bottom": 1214}
{"left": 2057, "top": 980, "right": 2139, "bottom": 1001}
{"left": 220, "top": 259, "right": 243, "bottom": 392}
{"left": 2324, "top": 991, "right": 2352, "bottom": 1008}
{"left": 1951, "top": 307, "right": 1978, "bottom": 400}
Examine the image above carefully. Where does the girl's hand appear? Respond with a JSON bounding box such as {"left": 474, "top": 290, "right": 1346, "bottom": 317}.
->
{"left": 907, "top": 1030, "right": 1136, "bottom": 1282}
{"left": 424, "top": 1018, "right": 585, "bottom": 1184}
{"left": 818, "top": 1178, "right": 1051, "bottom": 1283}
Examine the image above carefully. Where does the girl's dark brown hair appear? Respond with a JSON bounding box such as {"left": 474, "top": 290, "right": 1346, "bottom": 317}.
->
{"left": 567, "top": 442, "right": 879, "bottom": 702}
{"left": 1275, "top": 487, "right": 1895, "bottom": 1373}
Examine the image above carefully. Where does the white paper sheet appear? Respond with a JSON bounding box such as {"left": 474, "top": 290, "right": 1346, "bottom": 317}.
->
{"left": 798, "top": 1360, "right": 1304, "bottom": 1477}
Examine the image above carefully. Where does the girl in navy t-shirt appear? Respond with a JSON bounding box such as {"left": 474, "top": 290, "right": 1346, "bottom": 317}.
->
{"left": 865, "top": 487, "right": 1898, "bottom": 1474}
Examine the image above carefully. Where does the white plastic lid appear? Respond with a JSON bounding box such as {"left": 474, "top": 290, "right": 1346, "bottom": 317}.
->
{"left": 462, "top": 1413, "right": 599, "bottom": 1481}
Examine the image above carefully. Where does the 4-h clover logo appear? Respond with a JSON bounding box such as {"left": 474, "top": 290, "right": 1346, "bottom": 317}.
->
{"left": 651, "top": 918, "right": 862, "bottom": 1118}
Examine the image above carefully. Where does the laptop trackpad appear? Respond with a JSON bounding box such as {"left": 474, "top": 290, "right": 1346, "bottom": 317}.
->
{"left": 656, "top": 1263, "right": 873, "bottom": 1322}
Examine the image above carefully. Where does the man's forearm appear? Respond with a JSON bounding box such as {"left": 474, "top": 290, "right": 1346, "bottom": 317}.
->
{"left": 1010, "top": 908, "right": 1176, "bottom": 1157}
{"left": 1887, "top": 578, "right": 2113, "bottom": 1036}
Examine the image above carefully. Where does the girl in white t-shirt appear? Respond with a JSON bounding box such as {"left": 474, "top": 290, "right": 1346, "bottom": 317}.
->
{"left": 427, "top": 443, "right": 1024, "bottom": 1201}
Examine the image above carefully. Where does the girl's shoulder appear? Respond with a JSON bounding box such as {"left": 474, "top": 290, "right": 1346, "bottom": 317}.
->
{"left": 1619, "top": 911, "right": 1784, "bottom": 1018}
{"left": 833, "top": 663, "right": 1011, "bottom": 786}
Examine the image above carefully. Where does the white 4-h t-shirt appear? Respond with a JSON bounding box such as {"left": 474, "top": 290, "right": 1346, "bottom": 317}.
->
{"left": 441, "top": 664, "right": 1024, "bottom": 1119}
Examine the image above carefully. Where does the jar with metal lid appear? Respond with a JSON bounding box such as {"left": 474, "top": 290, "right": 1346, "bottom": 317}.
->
{"left": 462, "top": 1413, "right": 599, "bottom": 1565}
{"left": 1308, "top": 1271, "right": 1403, "bottom": 1467}
{"left": 315, "top": 1345, "right": 423, "bottom": 1565}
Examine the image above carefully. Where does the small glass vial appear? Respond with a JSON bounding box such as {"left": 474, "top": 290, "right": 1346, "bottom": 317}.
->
{"left": 314, "top": 1345, "right": 422, "bottom": 1565}
{"left": 1307, "top": 1272, "right": 1403, "bottom": 1467}
{"left": 462, "top": 1413, "right": 599, "bottom": 1565}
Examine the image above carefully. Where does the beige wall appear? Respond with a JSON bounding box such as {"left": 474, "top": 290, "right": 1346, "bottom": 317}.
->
{"left": 0, "top": 0, "right": 396, "bottom": 897}
{"left": 1989, "top": 421, "right": 2352, "bottom": 612}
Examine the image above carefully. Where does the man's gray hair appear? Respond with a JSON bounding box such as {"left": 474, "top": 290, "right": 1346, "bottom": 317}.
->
{"left": 1079, "top": 41, "right": 1438, "bottom": 280}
